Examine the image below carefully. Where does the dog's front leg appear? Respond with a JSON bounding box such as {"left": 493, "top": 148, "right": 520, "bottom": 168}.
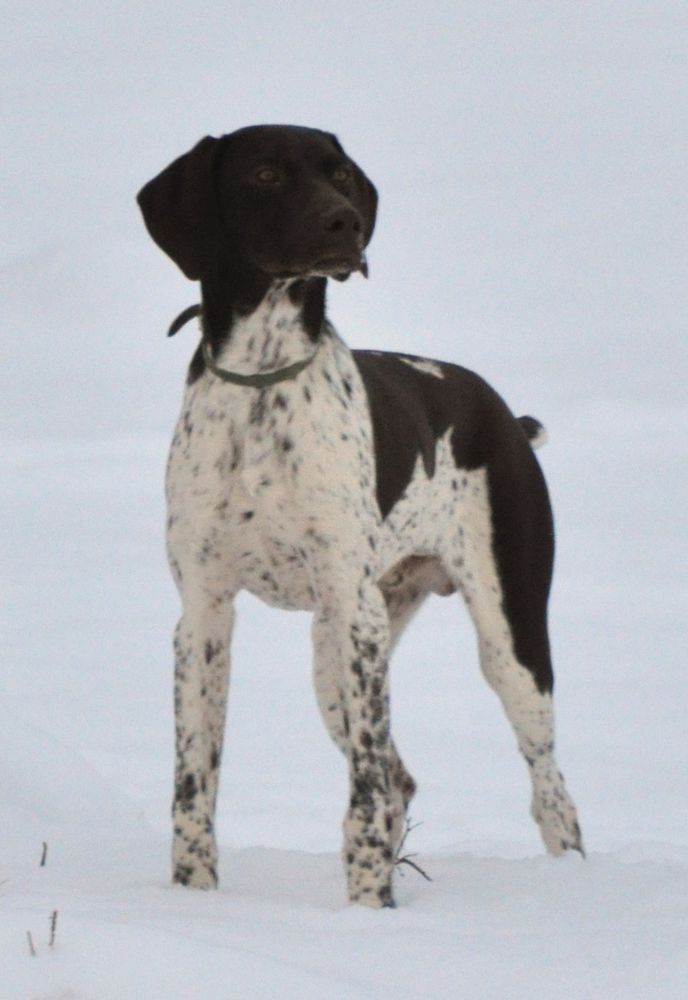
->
{"left": 318, "top": 579, "right": 395, "bottom": 908}
{"left": 172, "top": 595, "right": 234, "bottom": 889}
{"left": 313, "top": 616, "right": 414, "bottom": 857}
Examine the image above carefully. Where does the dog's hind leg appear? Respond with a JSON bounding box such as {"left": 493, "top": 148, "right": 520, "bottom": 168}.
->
{"left": 444, "top": 458, "right": 583, "bottom": 857}
{"left": 379, "top": 555, "right": 456, "bottom": 840}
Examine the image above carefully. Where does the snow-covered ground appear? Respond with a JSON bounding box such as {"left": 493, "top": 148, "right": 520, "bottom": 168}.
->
{"left": 2, "top": 4, "right": 686, "bottom": 998}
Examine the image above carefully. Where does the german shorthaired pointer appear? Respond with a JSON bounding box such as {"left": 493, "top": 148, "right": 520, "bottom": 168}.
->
{"left": 137, "top": 124, "right": 583, "bottom": 908}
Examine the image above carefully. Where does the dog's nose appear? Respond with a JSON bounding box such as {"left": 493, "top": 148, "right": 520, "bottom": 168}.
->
{"left": 323, "top": 207, "right": 362, "bottom": 239}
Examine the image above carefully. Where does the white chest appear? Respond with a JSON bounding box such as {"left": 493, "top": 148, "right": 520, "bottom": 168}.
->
{"left": 165, "top": 310, "right": 379, "bottom": 608}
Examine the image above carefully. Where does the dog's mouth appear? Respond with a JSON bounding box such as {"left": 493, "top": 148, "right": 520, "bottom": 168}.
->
{"left": 263, "top": 251, "right": 368, "bottom": 282}
{"left": 309, "top": 252, "right": 368, "bottom": 280}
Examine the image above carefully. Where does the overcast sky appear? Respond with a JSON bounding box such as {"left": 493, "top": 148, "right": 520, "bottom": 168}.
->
{"left": 2, "top": 2, "right": 686, "bottom": 441}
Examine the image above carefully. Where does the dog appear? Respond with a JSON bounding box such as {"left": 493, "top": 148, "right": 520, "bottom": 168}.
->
{"left": 137, "top": 124, "right": 583, "bottom": 908}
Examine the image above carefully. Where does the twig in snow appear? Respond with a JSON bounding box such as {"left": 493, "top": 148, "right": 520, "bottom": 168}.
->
{"left": 40, "top": 842, "right": 48, "bottom": 867}
{"left": 49, "top": 910, "right": 58, "bottom": 948}
{"left": 395, "top": 853, "right": 433, "bottom": 881}
{"left": 394, "top": 817, "right": 432, "bottom": 882}
{"left": 26, "top": 931, "right": 37, "bottom": 957}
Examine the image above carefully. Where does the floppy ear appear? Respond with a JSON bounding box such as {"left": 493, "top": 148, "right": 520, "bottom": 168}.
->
{"left": 137, "top": 136, "right": 221, "bottom": 280}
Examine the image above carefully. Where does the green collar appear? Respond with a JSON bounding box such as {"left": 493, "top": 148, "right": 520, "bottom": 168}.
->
{"left": 201, "top": 338, "right": 320, "bottom": 387}
{"left": 167, "top": 304, "right": 328, "bottom": 388}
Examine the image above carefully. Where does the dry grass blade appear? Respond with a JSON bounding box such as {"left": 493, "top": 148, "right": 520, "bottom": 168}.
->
{"left": 394, "top": 817, "right": 432, "bottom": 882}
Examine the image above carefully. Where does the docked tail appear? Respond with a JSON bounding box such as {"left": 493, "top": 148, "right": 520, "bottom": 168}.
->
{"left": 518, "top": 415, "right": 548, "bottom": 450}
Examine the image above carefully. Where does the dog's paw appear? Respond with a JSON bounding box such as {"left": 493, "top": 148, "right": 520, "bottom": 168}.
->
{"left": 348, "top": 880, "right": 396, "bottom": 909}
{"left": 172, "top": 829, "right": 219, "bottom": 889}
{"left": 343, "top": 811, "right": 396, "bottom": 908}
{"left": 532, "top": 780, "right": 585, "bottom": 857}
{"left": 173, "top": 860, "right": 218, "bottom": 889}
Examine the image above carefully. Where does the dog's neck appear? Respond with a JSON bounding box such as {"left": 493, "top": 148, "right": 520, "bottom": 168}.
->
{"left": 188, "top": 270, "right": 327, "bottom": 384}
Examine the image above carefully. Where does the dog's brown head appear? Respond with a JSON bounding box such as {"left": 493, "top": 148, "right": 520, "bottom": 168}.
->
{"left": 137, "top": 125, "right": 378, "bottom": 283}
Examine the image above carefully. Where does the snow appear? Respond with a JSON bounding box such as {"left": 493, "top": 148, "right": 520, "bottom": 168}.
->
{"left": 2, "top": 3, "right": 686, "bottom": 997}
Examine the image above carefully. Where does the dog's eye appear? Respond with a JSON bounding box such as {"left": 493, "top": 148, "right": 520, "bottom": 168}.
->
{"left": 332, "top": 166, "right": 351, "bottom": 183}
{"left": 254, "top": 167, "right": 280, "bottom": 183}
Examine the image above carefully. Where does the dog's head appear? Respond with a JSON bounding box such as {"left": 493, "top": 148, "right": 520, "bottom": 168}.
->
{"left": 137, "top": 125, "right": 378, "bottom": 283}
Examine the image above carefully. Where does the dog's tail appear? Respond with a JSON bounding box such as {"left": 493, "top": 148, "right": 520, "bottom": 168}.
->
{"left": 518, "top": 415, "right": 548, "bottom": 450}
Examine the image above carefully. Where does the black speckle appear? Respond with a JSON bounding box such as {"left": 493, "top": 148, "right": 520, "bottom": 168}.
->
{"left": 174, "top": 866, "right": 192, "bottom": 886}
{"left": 351, "top": 665, "right": 367, "bottom": 694}
{"left": 250, "top": 394, "right": 268, "bottom": 425}
{"left": 177, "top": 772, "right": 197, "bottom": 805}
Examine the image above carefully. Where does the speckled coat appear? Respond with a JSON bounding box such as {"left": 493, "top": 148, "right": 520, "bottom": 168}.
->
{"left": 138, "top": 125, "right": 582, "bottom": 908}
